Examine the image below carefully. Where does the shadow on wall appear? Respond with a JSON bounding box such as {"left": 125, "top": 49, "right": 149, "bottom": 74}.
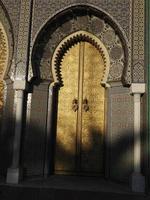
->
{"left": 54, "top": 127, "right": 104, "bottom": 174}
{"left": 20, "top": 100, "right": 136, "bottom": 184}
{"left": 50, "top": 128, "right": 135, "bottom": 183}
{"left": 0, "top": 81, "right": 15, "bottom": 178}
{"left": 0, "top": 87, "right": 147, "bottom": 185}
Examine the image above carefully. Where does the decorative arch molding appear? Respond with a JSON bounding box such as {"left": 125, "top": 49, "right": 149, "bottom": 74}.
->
{"left": 32, "top": 3, "right": 129, "bottom": 47}
{"left": 0, "top": 22, "right": 9, "bottom": 80}
{"left": 52, "top": 31, "right": 110, "bottom": 87}
{"left": 31, "top": 5, "right": 129, "bottom": 85}
{"left": 0, "top": 1, "right": 14, "bottom": 80}
{"left": 0, "top": 2, "right": 14, "bottom": 121}
{"left": 0, "top": 21, "right": 9, "bottom": 116}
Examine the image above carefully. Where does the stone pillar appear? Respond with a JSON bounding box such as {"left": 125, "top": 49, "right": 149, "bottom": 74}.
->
{"left": 130, "top": 83, "right": 145, "bottom": 192}
{"left": 6, "top": 80, "right": 28, "bottom": 184}
{"left": 44, "top": 84, "right": 53, "bottom": 176}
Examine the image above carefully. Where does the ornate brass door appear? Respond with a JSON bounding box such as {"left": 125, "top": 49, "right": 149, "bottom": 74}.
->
{"left": 55, "top": 42, "right": 105, "bottom": 175}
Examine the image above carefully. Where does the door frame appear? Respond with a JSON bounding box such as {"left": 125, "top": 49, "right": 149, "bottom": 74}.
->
{"left": 45, "top": 31, "right": 111, "bottom": 177}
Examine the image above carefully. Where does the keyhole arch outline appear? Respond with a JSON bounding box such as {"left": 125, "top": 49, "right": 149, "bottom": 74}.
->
{"left": 51, "top": 31, "right": 110, "bottom": 88}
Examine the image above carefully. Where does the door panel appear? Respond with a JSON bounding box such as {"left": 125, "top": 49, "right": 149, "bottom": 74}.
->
{"left": 55, "top": 41, "right": 105, "bottom": 175}
{"left": 81, "top": 42, "right": 105, "bottom": 173}
{"left": 55, "top": 44, "right": 79, "bottom": 172}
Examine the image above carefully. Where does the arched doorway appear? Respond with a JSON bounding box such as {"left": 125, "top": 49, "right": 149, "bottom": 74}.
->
{"left": 54, "top": 41, "right": 105, "bottom": 176}
{"left": 30, "top": 6, "right": 128, "bottom": 180}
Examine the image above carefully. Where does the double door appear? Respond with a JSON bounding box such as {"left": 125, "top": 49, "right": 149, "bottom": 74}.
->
{"left": 55, "top": 41, "right": 105, "bottom": 175}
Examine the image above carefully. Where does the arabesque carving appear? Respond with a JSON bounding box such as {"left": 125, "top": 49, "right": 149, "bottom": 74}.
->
{"left": 32, "top": 11, "right": 128, "bottom": 85}
{"left": 0, "top": 2, "right": 14, "bottom": 80}
{"left": 0, "top": 22, "right": 8, "bottom": 116}
{"left": 52, "top": 31, "right": 110, "bottom": 87}
{"left": 132, "top": 0, "right": 145, "bottom": 83}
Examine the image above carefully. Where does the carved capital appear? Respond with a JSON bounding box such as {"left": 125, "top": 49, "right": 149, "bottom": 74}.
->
{"left": 13, "top": 80, "right": 28, "bottom": 91}
{"left": 130, "top": 83, "right": 145, "bottom": 94}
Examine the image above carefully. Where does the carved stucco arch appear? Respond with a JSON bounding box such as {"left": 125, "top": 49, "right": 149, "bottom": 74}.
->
{"left": 33, "top": 3, "right": 129, "bottom": 49}
{"left": 0, "top": 2, "right": 14, "bottom": 120}
{"left": 0, "top": 22, "right": 9, "bottom": 80}
{"left": 52, "top": 31, "right": 110, "bottom": 87}
{"left": 32, "top": 4, "right": 129, "bottom": 85}
{"left": 0, "top": 1, "right": 14, "bottom": 80}
{"left": 0, "top": 21, "right": 9, "bottom": 115}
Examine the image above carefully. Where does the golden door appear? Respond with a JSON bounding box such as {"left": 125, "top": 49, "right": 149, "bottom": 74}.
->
{"left": 55, "top": 42, "right": 105, "bottom": 175}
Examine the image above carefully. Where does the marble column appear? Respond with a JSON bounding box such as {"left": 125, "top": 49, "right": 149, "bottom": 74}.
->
{"left": 130, "top": 83, "right": 145, "bottom": 192}
{"left": 6, "top": 80, "right": 28, "bottom": 184}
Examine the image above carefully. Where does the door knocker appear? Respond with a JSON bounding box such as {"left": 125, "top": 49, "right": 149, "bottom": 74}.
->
{"left": 72, "top": 98, "right": 78, "bottom": 112}
{"left": 83, "top": 98, "right": 89, "bottom": 112}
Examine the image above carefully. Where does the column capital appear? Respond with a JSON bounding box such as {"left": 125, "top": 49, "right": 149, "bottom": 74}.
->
{"left": 130, "top": 83, "right": 145, "bottom": 94}
{"left": 13, "top": 80, "right": 28, "bottom": 90}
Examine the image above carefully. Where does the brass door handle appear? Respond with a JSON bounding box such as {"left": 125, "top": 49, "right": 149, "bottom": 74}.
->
{"left": 83, "top": 98, "right": 89, "bottom": 112}
{"left": 72, "top": 98, "right": 78, "bottom": 112}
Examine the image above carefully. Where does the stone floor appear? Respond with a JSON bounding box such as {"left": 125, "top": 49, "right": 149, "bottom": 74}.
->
{"left": 0, "top": 175, "right": 149, "bottom": 200}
